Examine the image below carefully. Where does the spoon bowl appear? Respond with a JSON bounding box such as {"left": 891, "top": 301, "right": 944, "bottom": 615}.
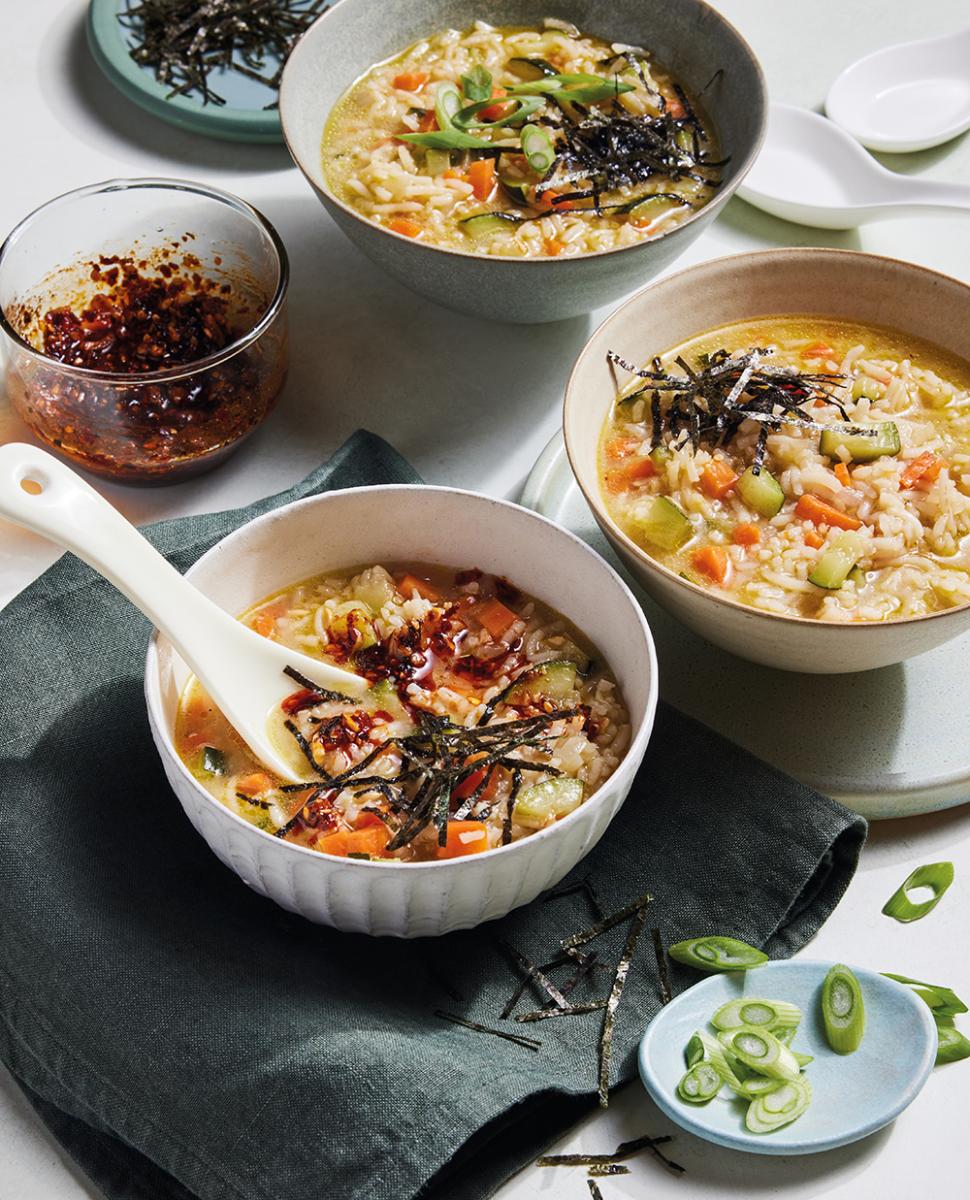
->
{"left": 638, "top": 959, "right": 937, "bottom": 1155}
{"left": 737, "top": 102, "right": 970, "bottom": 228}
{"left": 0, "top": 442, "right": 368, "bottom": 782}
{"left": 827, "top": 26, "right": 970, "bottom": 153}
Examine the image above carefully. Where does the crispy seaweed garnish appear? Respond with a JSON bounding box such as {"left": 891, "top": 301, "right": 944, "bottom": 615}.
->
{"left": 282, "top": 664, "right": 355, "bottom": 704}
{"left": 598, "top": 893, "right": 653, "bottom": 1107}
{"left": 514, "top": 1000, "right": 607, "bottom": 1023}
{"left": 500, "top": 942, "right": 570, "bottom": 1012}
{"left": 561, "top": 889, "right": 654, "bottom": 959}
{"left": 434, "top": 1010, "right": 541, "bottom": 1051}
{"left": 651, "top": 927, "right": 674, "bottom": 1005}
{"left": 587, "top": 1181, "right": 604, "bottom": 1200}
{"left": 544, "top": 876, "right": 607, "bottom": 922}
{"left": 607, "top": 347, "right": 869, "bottom": 461}
{"left": 588, "top": 1164, "right": 631, "bottom": 1177}
{"left": 119, "top": 0, "right": 327, "bottom": 107}
{"left": 538, "top": 1133, "right": 676, "bottom": 1168}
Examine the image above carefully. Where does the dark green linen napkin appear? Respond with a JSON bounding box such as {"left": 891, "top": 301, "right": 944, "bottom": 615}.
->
{"left": 0, "top": 430, "right": 866, "bottom": 1200}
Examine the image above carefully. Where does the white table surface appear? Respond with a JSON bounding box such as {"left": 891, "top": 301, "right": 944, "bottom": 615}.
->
{"left": 2, "top": 1, "right": 970, "bottom": 1196}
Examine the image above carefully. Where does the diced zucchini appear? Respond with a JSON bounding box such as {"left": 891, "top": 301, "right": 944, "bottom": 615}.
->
{"left": 460, "top": 212, "right": 523, "bottom": 238}
{"left": 649, "top": 445, "right": 672, "bottom": 467}
{"left": 500, "top": 177, "right": 530, "bottom": 205}
{"left": 819, "top": 422, "right": 900, "bottom": 464}
{"left": 629, "top": 495, "right": 693, "bottom": 551}
{"left": 425, "top": 148, "right": 452, "bottom": 177}
{"left": 737, "top": 466, "right": 784, "bottom": 518}
{"left": 505, "top": 660, "right": 577, "bottom": 705}
{"left": 847, "top": 565, "right": 866, "bottom": 587}
{"left": 191, "top": 745, "right": 227, "bottom": 778}
{"left": 852, "top": 375, "right": 882, "bottom": 401}
{"left": 808, "top": 531, "right": 863, "bottom": 590}
{"left": 626, "top": 194, "right": 681, "bottom": 222}
{"left": 512, "top": 777, "right": 584, "bottom": 829}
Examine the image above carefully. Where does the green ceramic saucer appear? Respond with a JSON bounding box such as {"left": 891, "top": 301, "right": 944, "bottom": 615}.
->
{"left": 86, "top": 0, "right": 326, "bottom": 143}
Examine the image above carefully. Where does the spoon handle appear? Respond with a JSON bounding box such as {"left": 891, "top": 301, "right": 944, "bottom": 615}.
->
{"left": 890, "top": 177, "right": 970, "bottom": 213}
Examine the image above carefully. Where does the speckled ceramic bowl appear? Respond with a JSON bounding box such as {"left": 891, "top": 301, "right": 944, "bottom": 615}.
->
{"left": 279, "top": 0, "right": 766, "bottom": 323}
{"left": 145, "top": 485, "right": 657, "bottom": 936}
{"left": 564, "top": 248, "right": 970, "bottom": 674}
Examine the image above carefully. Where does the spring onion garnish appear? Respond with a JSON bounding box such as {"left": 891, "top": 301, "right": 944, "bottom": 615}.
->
{"left": 821, "top": 964, "right": 866, "bottom": 1054}
{"left": 460, "top": 64, "right": 492, "bottom": 102}
{"left": 668, "top": 936, "right": 768, "bottom": 972}
{"left": 936, "top": 1024, "right": 970, "bottom": 1065}
{"left": 882, "top": 973, "right": 968, "bottom": 1018}
{"left": 452, "top": 95, "right": 544, "bottom": 130}
{"left": 435, "top": 81, "right": 463, "bottom": 130}
{"left": 746, "top": 1077, "right": 812, "bottom": 1134}
{"left": 684, "top": 1033, "right": 705, "bottom": 1068}
{"left": 882, "top": 861, "right": 955, "bottom": 923}
{"left": 399, "top": 127, "right": 487, "bottom": 151}
{"left": 433, "top": 1010, "right": 541, "bottom": 1051}
{"left": 695, "top": 1029, "right": 746, "bottom": 1088}
{"left": 711, "top": 998, "right": 801, "bottom": 1031}
{"left": 719, "top": 1027, "right": 801, "bottom": 1081}
{"left": 506, "top": 72, "right": 636, "bottom": 105}
{"left": 520, "top": 123, "right": 556, "bottom": 174}
{"left": 677, "top": 1061, "right": 721, "bottom": 1104}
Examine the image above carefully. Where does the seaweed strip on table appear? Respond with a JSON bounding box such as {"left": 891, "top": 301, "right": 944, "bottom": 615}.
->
{"left": 434, "top": 1010, "right": 541, "bottom": 1051}
{"left": 561, "top": 889, "right": 654, "bottom": 959}
{"left": 514, "top": 1000, "right": 607, "bottom": 1023}
{"left": 597, "top": 894, "right": 653, "bottom": 1107}
{"left": 538, "top": 1132, "right": 679, "bottom": 1170}
{"left": 544, "top": 876, "right": 606, "bottom": 922}
{"left": 588, "top": 1164, "right": 631, "bottom": 1177}
{"left": 500, "top": 942, "right": 570, "bottom": 1012}
{"left": 651, "top": 927, "right": 673, "bottom": 1005}
{"left": 587, "top": 1182, "right": 604, "bottom": 1200}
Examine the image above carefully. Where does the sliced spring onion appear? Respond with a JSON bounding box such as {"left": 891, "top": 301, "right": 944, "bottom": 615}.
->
{"left": 694, "top": 1029, "right": 745, "bottom": 1090}
{"left": 746, "top": 1077, "right": 812, "bottom": 1133}
{"left": 506, "top": 72, "right": 635, "bottom": 104}
{"left": 882, "top": 973, "right": 968, "bottom": 1018}
{"left": 460, "top": 64, "right": 492, "bottom": 102}
{"left": 452, "top": 95, "right": 544, "bottom": 130}
{"left": 773, "top": 1025, "right": 796, "bottom": 1046}
{"left": 711, "top": 998, "right": 801, "bottom": 1032}
{"left": 399, "top": 128, "right": 487, "bottom": 151}
{"left": 719, "top": 1026, "right": 801, "bottom": 1081}
{"left": 435, "top": 81, "right": 463, "bottom": 130}
{"left": 677, "top": 1061, "right": 722, "bottom": 1104}
{"left": 793, "top": 1050, "right": 814, "bottom": 1068}
{"left": 735, "top": 1076, "right": 786, "bottom": 1100}
{"left": 821, "top": 963, "right": 866, "bottom": 1054}
{"left": 936, "top": 1024, "right": 970, "bottom": 1065}
{"left": 684, "top": 1033, "right": 704, "bottom": 1068}
{"left": 520, "top": 123, "right": 556, "bottom": 174}
{"left": 882, "top": 862, "right": 954, "bottom": 923}
{"left": 669, "top": 936, "right": 768, "bottom": 972}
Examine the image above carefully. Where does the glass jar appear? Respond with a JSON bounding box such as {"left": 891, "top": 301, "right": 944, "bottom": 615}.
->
{"left": 0, "top": 178, "right": 289, "bottom": 484}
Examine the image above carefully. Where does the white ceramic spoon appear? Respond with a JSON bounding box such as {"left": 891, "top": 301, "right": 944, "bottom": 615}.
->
{"left": 737, "top": 102, "right": 970, "bottom": 229}
{"left": 0, "top": 442, "right": 368, "bottom": 782}
{"left": 826, "top": 26, "right": 970, "bottom": 153}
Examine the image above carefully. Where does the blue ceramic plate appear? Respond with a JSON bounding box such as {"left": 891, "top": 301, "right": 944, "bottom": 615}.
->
{"left": 86, "top": 0, "right": 328, "bottom": 142}
{"left": 638, "top": 960, "right": 937, "bottom": 1155}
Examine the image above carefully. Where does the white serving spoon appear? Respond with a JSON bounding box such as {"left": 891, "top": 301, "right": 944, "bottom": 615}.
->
{"left": 826, "top": 26, "right": 970, "bottom": 153}
{"left": 0, "top": 442, "right": 368, "bottom": 782}
{"left": 737, "top": 102, "right": 970, "bottom": 229}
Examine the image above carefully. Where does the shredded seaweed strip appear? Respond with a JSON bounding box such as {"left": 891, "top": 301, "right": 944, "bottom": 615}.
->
{"left": 119, "top": 0, "right": 327, "bottom": 107}
{"left": 434, "top": 1010, "right": 541, "bottom": 1051}
{"left": 597, "top": 893, "right": 653, "bottom": 1107}
{"left": 515, "top": 1000, "right": 607, "bottom": 1023}
{"left": 500, "top": 942, "right": 570, "bottom": 1012}
{"left": 544, "top": 876, "right": 607, "bottom": 922}
{"left": 538, "top": 1132, "right": 677, "bottom": 1169}
{"left": 587, "top": 1181, "right": 604, "bottom": 1200}
{"left": 588, "top": 1164, "right": 630, "bottom": 1177}
{"left": 282, "top": 664, "right": 356, "bottom": 704}
{"left": 607, "top": 346, "right": 863, "bottom": 459}
{"left": 561, "top": 889, "right": 654, "bottom": 959}
{"left": 651, "top": 927, "right": 673, "bottom": 1005}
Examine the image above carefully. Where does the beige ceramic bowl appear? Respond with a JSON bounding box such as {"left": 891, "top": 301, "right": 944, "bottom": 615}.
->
{"left": 564, "top": 248, "right": 970, "bottom": 674}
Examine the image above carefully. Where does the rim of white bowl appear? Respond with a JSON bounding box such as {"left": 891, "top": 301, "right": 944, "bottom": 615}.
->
{"left": 145, "top": 483, "right": 659, "bottom": 870}
{"left": 278, "top": 0, "right": 767, "bottom": 265}
{"left": 564, "top": 244, "right": 970, "bottom": 632}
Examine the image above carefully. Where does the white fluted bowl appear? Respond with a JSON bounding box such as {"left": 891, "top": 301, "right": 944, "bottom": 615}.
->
{"left": 145, "top": 485, "right": 657, "bottom": 936}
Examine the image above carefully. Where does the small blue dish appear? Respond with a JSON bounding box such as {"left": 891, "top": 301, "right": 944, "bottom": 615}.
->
{"left": 87, "top": 0, "right": 327, "bottom": 143}
{"left": 638, "top": 959, "right": 937, "bottom": 1156}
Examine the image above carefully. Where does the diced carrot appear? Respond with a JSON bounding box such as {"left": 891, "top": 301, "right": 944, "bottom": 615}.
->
{"left": 833, "top": 462, "right": 852, "bottom": 487}
{"left": 604, "top": 457, "right": 657, "bottom": 493}
{"left": 388, "top": 217, "right": 422, "bottom": 238}
{"left": 250, "top": 601, "right": 284, "bottom": 638}
{"left": 417, "top": 110, "right": 438, "bottom": 132}
{"left": 795, "top": 493, "right": 862, "bottom": 531}
{"left": 899, "top": 452, "right": 944, "bottom": 490}
{"left": 732, "top": 522, "right": 761, "bottom": 547}
{"left": 453, "top": 757, "right": 500, "bottom": 802}
{"left": 804, "top": 529, "right": 825, "bottom": 549}
{"left": 664, "top": 94, "right": 686, "bottom": 119}
{"left": 317, "top": 826, "right": 389, "bottom": 859}
{"left": 691, "top": 545, "right": 731, "bottom": 586}
{"left": 803, "top": 340, "right": 835, "bottom": 360}
{"left": 398, "top": 572, "right": 440, "bottom": 601}
{"left": 392, "top": 72, "right": 428, "bottom": 91}
{"left": 466, "top": 158, "right": 496, "bottom": 201}
{"left": 475, "top": 597, "right": 518, "bottom": 640}
{"left": 353, "top": 810, "right": 385, "bottom": 830}
{"left": 477, "top": 85, "right": 509, "bottom": 122}
{"left": 237, "top": 772, "right": 272, "bottom": 796}
{"left": 544, "top": 237, "right": 565, "bottom": 256}
{"left": 699, "top": 459, "right": 739, "bottom": 500}
{"left": 442, "top": 167, "right": 463, "bottom": 179}
{"left": 436, "top": 820, "right": 490, "bottom": 859}
{"left": 538, "top": 188, "right": 575, "bottom": 212}
{"left": 605, "top": 435, "right": 640, "bottom": 461}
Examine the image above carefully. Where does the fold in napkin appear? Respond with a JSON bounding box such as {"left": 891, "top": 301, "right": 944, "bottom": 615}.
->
{"left": 0, "top": 430, "right": 866, "bottom": 1200}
